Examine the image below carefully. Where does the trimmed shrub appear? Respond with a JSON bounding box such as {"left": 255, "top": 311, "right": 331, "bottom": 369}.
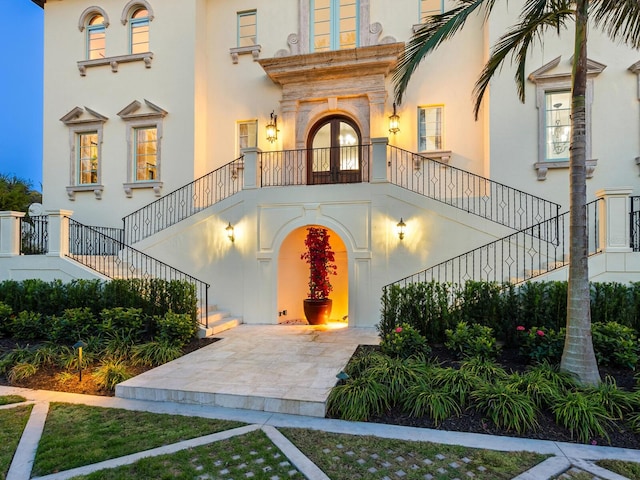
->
{"left": 0, "top": 301, "right": 12, "bottom": 338}
{"left": 48, "top": 308, "right": 99, "bottom": 344}
{"left": 155, "top": 312, "right": 197, "bottom": 347}
{"left": 592, "top": 322, "right": 639, "bottom": 370}
{"left": 379, "top": 323, "right": 430, "bottom": 359}
{"left": 517, "top": 326, "right": 565, "bottom": 364}
{"left": 10, "top": 311, "right": 46, "bottom": 341}
{"left": 445, "top": 321, "right": 501, "bottom": 360}
{"left": 100, "top": 307, "right": 145, "bottom": 341}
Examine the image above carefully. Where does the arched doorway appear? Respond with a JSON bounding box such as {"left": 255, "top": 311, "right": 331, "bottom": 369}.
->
{"left": 307, "top": 115, "right": 363, "bottom": 185}
{"left": 277, "top": 225, "right": 348, "bottom": 324}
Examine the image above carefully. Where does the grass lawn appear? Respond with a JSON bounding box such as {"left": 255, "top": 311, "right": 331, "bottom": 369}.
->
{"left": 0, "top": 395, "right": 26, "bottom": 406}
{"left": 68, "top": 429, "right": 302, "bottom": 480}
{"left": 32, "top": 403, "right": 246, "bottom": 477}
{"left": 282, "top": 428, "right": 549, "bottom": 480}
{"left": 0, "top": 405, "right": 33, "bottom": 480}
{"left": 597, "top": 459, "right": 640, "bottom": 479}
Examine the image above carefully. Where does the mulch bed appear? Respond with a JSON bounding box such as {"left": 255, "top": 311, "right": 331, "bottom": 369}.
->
{"left": 359, "top": 345, "right": 640, "bottom": 450}
{"left": 2, "top": 338, "right": 638, "bottom": 449}
{"left": 0, "top": 337, "right": 218, "bottom": 397}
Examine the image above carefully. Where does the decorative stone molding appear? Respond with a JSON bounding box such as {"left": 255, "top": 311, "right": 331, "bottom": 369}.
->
{"left": 275, "top": 34, "right": 302, "bottom": 57}
{"left": 415, "top": 150, "right": 452, "bottom": 169}
{"left": 78, "top": 6, "right": 110, "bottom": 31}
{"left": 123, "top": 182, "right": 163, "bottom": 198}
{"left": 117, "top": 99, "right": 167, "bottom": 120}
{"left": 121, "top": 0, "right": 155, "bottom": 24}
{"left": 119, "top": 99, "right": 167, "bottom": 189}
{"left": 529, "top": 56, "right": 604, "bottom": 168}
{"left": 77, "top": 52, "right": 153, "bottom": 76}
{"left": 229, "top": 45, "right": 262, "bottom": 64}
{"left": 60, "top": 107, "right": 108, "bottom": 193}
{"left": 534, "top": 159, "right": 598, "bottom": 181}
{"left": 66, "top": 185, "right": 104, "bottom": 200}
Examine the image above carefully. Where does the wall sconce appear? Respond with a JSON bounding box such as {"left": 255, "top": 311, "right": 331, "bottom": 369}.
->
{"left": 396, "top": 217, "right": 406, "bottom": 240}
{"left": 389, "top": 103, "right": 400, "bottom": 135}
{"left": 266, "top": 111, "right": 278, "bottom": 143}
{"left": 226, "top": 222, "right": 235, "bottom": 242}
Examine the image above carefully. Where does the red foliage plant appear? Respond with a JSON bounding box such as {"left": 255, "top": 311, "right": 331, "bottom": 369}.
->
{"left": 300, "top": 226, "right": 337, "bottom": 300}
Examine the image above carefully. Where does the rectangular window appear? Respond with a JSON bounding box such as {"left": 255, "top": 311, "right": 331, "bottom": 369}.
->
{"left": 237, "top": 120, "right": 257, "bottom": 154}
{"left": 545, "top": 91, "right": 571, "bottom": 161}
{"left": 77, "top": 132, "right": 99, "bottom": 185}
{"left": 418, "top": 106, "right": 443, "bottom": 151}
{"left": 312, "top": 0, "right": 358, "bottom": 52}
{"left": 420, "top": 0, "right": 443, "bottom": 22}
{"left": 237, "top": 10, "right": 257, "bottom": 47}
{"left": 134, "top": 127, "right": 157, "bottom": 181}
{"left": 131, "top": 18, "right": 150, "bottom": 54}
{"left": 87, "top": 25, "right": 106, "bottom": 59}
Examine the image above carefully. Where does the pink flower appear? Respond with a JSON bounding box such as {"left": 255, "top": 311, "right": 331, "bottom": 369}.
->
{"left": 395, "top": 327, "right": 403, "bottom": 333}
{"left": 516, "top": 326, "right": 525, "bottom": 331}
{"left": 591, "top": 440, "right": 597, "bottom": 445}
{"left": 536, "top": 330, "right": 545, "bottom": 336}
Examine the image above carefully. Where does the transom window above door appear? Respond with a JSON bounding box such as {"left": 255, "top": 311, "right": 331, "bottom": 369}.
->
{"left": 311, "top": 0, "right": 359, "bottom": 52}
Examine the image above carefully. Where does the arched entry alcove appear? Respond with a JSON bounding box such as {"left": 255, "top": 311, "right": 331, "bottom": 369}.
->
{"left": 277, "top": 225, "right": 348, "bottom": 324}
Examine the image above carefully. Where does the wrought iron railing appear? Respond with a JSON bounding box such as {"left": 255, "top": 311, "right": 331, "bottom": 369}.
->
{"left": 631, "top": 196, "right": 640, "bottom": 252}
{"left": 123, "top": 157, "right": 244, "bottom": 244}
{"left": 20, "top": 215, "right": 49, "bottom": 255}
{"left": 387, "top": 146, "right": 561, "bottom": 231}
{"left": 260, "top": 145, "right": 371, "bottom": 186}
{"left": 68, "top": 219, "right": 210, "bottom": 327}
{"left": 384, "top": 199, "right": 602, "bottom": 292}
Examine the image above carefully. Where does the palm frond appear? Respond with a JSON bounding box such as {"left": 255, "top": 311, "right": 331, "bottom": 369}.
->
{"left": 393, "top": 0, "right": 497, "bottom": 105}
{"left": 472, "top": 0, "right": 573, "bottom": 119}
{"left": 591, "top": 0, "right": 640, "bottom": 49}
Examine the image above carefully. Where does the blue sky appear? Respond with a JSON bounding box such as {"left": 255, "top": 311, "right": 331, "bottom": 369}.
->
{"left": 0, "top": 0, "right": 43, "bottom": 189}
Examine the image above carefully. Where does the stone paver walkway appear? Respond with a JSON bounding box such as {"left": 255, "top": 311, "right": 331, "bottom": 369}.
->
{"left": 2, "top": 386, "right": 638, "bottom": 480}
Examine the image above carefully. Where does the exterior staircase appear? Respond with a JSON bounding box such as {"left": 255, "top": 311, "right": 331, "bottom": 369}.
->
{"left": 198, "top": 305, "right": 243, "bottom": 337}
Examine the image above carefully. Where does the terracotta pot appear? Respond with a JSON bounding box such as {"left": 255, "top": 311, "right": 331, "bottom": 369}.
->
{"left": 303, "top": 298, "right": 332, "bottom": 325}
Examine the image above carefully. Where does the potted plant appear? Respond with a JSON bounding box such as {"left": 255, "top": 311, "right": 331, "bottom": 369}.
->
{"left": 300, "top": 226, "right": 337, "bottom": 325}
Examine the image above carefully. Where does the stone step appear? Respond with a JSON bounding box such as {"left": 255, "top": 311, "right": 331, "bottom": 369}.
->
{"left": 198, "top": 307, "right": 243, "bottom": 337}
{"left": 115, "top": 384, "right": 326, "bottom": 417}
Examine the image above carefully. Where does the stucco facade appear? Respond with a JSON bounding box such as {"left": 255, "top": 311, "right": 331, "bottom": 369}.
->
{"left": 19, "top": 0, "right": 640, "bottom": 327}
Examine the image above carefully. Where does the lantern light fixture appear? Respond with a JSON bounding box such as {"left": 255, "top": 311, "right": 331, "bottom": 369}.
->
{"left": 266, "top": 111, "right": 278, "bottom": 143}
{"left": 396, "top": 217, "right": 406, "bottom": 240}
{"left": 226, "top": 222, "right": 235, "bottom": 242}
{"left": 389, "top": 103, "right": 400, "bottom": 134}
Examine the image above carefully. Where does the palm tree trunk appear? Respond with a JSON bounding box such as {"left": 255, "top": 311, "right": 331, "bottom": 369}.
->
{"left": 560, "top": 0, "right": 600, "bottom": 386}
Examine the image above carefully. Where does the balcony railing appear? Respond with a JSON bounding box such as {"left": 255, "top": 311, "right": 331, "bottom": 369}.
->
{"left": 20, "top": 215, "right": 49, "bottom": 255}
{"left": 68, "top": 218, "right": 210, "bottom": 327}
{"left": 384, "top": 199, "right": 601, "bottom": 292}
{"left": 260, "top": 145, "right": 371, "bottom": 186}
{"left": 123, "top": 157, "right": 244, "bottom": 244}
{"left": 387, "top": 146, "right": 561, "bottom": 231}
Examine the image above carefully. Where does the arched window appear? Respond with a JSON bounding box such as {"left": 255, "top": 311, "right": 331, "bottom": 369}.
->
{"left": 129, "top": 7, "right": 150, "bottom": 53}
{"left": 87, "top": 14, "right": 106, "bottom": 59}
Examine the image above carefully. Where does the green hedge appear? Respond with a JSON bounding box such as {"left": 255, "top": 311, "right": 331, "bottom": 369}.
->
{"left": 0, "top": 279, "right": 197, "bottom": 320}
{"left": 380, "top": 280, "right": 640, "bottom": 343}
